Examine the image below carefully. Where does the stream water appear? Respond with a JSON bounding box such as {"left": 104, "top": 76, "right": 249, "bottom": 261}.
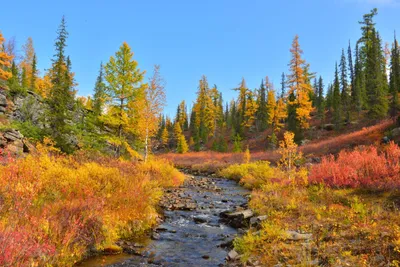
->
{"left": 78, "top": 175, "right": 249, "bottom": 267}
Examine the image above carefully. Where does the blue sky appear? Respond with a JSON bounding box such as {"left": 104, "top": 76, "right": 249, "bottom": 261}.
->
{"left": 2, "top": 0, "right": 400, "bottom": 116}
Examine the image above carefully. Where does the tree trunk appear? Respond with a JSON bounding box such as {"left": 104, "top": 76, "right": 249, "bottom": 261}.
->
{"left": 144, "top": 127, "right": 149, "bottom": 162}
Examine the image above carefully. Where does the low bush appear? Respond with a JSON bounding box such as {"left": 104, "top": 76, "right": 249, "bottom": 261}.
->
{"left": 309, "top": 142, "right": 400, "bottom": 189}
{"left": 0, "top": 144, "right": 184, "bottom": 266}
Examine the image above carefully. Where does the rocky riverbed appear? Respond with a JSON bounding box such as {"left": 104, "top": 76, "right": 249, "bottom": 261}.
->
{"left": 78, "top": 174, "right": 252, "bottom": 267}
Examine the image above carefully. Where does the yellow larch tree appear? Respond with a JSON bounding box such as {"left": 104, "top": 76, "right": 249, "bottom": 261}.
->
{"left": 20, "top": 37, "right": 35, "bottom": 79}
{"left": 287, "top": 35, "right": 313, "bottom": 130}
{"left": 0, "top": 32, "right": 13, "bottom": 82}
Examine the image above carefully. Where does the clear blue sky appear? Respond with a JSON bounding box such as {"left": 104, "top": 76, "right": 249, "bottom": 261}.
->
{"left": 2, "top": 0, "right": 400, "bottom": 116}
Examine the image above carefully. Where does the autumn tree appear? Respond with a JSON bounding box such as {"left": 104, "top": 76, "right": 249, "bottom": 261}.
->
{"left": 0, "top": 32, "right": 13, "bottom": 82}
{"left": 278, "top": 131, "right": 303, "bottom": 177}
{"left": 286, "top": 35, "right": 313, "bottom": 142}
{"left": 104, "top": 42, "right": 145, "bottom": 156}
{"left": 20, "top": 37, "right": 35, "bottom": 82}
{"left": 136, "top": 65, "right": 166, "bottom": 162}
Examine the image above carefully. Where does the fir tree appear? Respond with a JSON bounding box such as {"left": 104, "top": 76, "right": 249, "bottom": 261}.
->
{"left": 358, "top": 9, "right": 388, "bottom": 118}
{"left": 93, "top": 63, "right": 106, "bottom": 116}
{"left": 256, "top": 79, "right": 268, "bottom": 131}
{"left": 353, "top": 43, "right": 364, "bottom": 115}
{"left": 30, "top": 53, "right": 37, "bottom": 91}
{"left": 389, "top": 33, "right": 400, "bottom": 117}
{"left": 333, "top": 63, "right": 342, "bottom": 128}
{"left": 339, "top": 49, "right": 350, "bottom": 122}
{"left": 7, "top": 61, "right": 20, "bottom": 95}
{"left": 47, "top": 16, "right": 76, "bottom": 153}
{"left": 280, "top": 72, "right": 286, "bottom": 99}
{"left": 316, "top": 76, "right": 325, "bottom": 120}
{"left": 348, "top": 41, "right": 355, "bottom": 98}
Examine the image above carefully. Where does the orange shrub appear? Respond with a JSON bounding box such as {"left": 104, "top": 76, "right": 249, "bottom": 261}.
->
{"left": 309, "top": 142, "right": 400, "bottom": 189}
{"left": 0, "top": 147, "right": 184, "bottom": 266}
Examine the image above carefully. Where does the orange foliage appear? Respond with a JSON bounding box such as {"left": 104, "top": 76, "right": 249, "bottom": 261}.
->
{"left": 0, "top": 32, "right": 13, "bottom": 81}
{"left": 309, "top": 142, "right": 400, "bottom": 189}
{"left": 0, "top": 146, "right": 184, "bottom": 266}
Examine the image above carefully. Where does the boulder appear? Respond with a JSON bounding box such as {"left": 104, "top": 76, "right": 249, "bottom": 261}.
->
{"left": 250, "top": 215, "right": 268, "bottom": 228}
{"left": 220, "top": 209, "right": 254, "bottom": 228}
{"left": 286, "top": 230, "right": 312, "bottom": 241}
{"left": 227, "top": 249, "right": 239, "bottom": 261}
{"left": 3, "top": 130, "right": 23, "bottom": 142}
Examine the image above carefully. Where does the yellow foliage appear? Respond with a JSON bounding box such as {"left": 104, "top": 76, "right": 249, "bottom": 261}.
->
{"left": 0, "top": 144, "right": 184, "bottom": 266}
{"left": 278, "top": 131, "right": 303, "bottom": 174}
{"left": 0, "top": 32, "right": 13, "bottom": 81}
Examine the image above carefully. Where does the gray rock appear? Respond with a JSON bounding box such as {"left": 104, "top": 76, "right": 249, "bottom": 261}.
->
{"left": 0, "top": 92, "right": 6, "bottom": 107}
{"left": 227, "top": 249, "right": 239, "bottom": 261}
{"left": 391, "top": 127, "right": 400, "bottom": 138}
{"left": 286, "top": 230, "right": 312, "bottom": 241}
{"left": 250, "top": 215, "right": 268, "bottom": 228}
{"left": 3, "top": 130, "right": 23, "bottom": 141}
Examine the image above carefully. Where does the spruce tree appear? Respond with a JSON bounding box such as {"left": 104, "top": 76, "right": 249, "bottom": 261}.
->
{"left": 333, "top": 63, "right": 342, "bottom": 128}
{"left": 256, "top": 79, "right": 268, "bottom": 131}
{"left": 316, "top": 76, "right": 325, "bottom": 120}
{"left": 93, "top": 63, "right": 106, "bottom": 116}
{"left": 30, "top": 53, "right": 37, "bottom": 91}
{"left": 348, "top": 41, "right": 355, "bottom": 98}
{"left": 280, "top": 72, "right": 286, "bottom": 99}
{"left": 48, "top": 16, "right": 76, "bottom": 152}
{"left": 353, "top": 43, "right": 364, "bottom": 115}
{"left": 389, "top": 33, "right": 400, "bottom": 117}
{"left": 358, "top": 9, "right": 388, "bottom": 118}
{"left": 339, "top": 49, "right": 350, "bottom": 122}
{"left": 325, "top": 83, "right": 333, "bottom": 112}
{"left": 7, "top": 61, "right": 20, "bottom": 95}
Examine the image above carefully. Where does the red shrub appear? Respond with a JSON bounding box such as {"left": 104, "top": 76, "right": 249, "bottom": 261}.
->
{"left": 309, "top": 142, "right": 400, "bottom": 189}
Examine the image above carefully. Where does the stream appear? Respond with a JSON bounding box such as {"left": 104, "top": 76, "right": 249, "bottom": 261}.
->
{"left": 78, "top": 175, "right": 249, "bottom": 267}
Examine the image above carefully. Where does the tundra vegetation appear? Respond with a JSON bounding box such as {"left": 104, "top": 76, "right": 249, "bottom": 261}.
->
{"left": 0, "top": 6, "right": 400, "bottom": 267}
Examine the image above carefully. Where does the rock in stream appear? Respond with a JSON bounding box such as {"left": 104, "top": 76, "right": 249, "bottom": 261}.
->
{"left": 78, "top": 175, "right": 249, "bottom": 267}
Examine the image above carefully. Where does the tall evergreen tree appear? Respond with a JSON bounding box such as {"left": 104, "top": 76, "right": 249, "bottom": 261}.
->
{"left": 353, "top": 43, "right": 364, "bottom": 115}
{"left": 280, "top": 72, "right": 286, "bottom": 99}
{"left": 47, "top": 16, "right": 76, "bottom": 152}
{"left": 348, "top": 41, "right": 355, "bottom": 98}
{"left": 93, "top": 63, "right": 106, "bottom": 116}
{"left": 340, "top": 49, "right": 350, "bottom": 122}
{"left": 389, "top": 33, "right": 400, "bottom": 117}
{"left": 333, "top": 63, "right": 342, "bottom": 128}
{"left": 30, "top": 53, "right": 37, "bottom": 91}
{"left": 316, "top": 76, "right": 325, "bottom": 120}
{"left": 358, "top": 9, "right": 388, "bottom": 118}
{"left": 256, "top": 79, "right": 268, "bottom": 131}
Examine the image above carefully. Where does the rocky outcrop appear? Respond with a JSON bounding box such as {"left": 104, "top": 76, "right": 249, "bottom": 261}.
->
{"left": 9, "top": 91, "right": 45, "bottom": 125}
{"left": 0, "top": 129, "right": 26, "bottom": 156}
{"left": 0, "top": 90, "right": 7, "bottom": 115}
